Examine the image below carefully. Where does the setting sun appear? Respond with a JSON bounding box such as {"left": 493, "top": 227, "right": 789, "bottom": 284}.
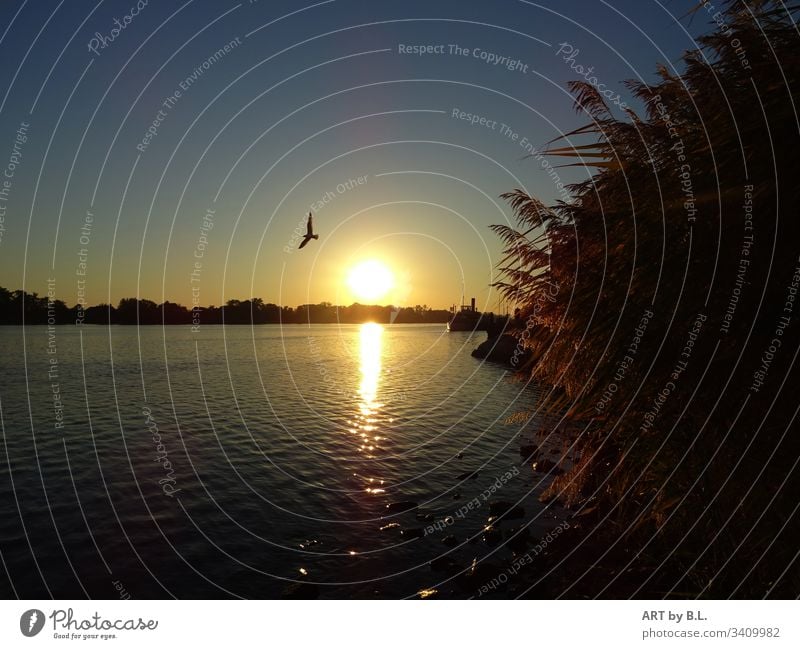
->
{"left": 346, "top": 260, "right": 395, "bottom": 302}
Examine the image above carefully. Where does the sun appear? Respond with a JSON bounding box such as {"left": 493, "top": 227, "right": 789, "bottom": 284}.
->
{"left": 346, "top": 260, "right": 395, "bottom": 302}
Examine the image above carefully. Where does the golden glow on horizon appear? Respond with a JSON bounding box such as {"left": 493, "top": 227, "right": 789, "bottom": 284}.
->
{"left": 346, "top": 260, "right": 394, "bottom": 302}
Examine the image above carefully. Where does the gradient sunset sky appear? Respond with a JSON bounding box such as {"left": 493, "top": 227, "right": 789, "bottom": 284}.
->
{"left": 0, "top": 0, "right": 704, "bottom": 311}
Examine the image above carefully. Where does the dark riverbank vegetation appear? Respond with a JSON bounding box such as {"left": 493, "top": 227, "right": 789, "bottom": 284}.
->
{"left": 492, "top": 0, "right": 799, "bottom": 598}
{"left": 0, "top": 287, "right": 452, "bottom": 325}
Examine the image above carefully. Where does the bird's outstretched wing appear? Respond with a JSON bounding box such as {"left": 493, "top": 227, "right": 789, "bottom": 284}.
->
{"left": 306, "top": 213, "right": 314, "bottom": 236}
{"left": 298, "top": 236, "right": 311, "bottom": 249}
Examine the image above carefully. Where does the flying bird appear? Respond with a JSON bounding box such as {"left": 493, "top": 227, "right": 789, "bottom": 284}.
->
{"left": 298, "top": 212, "right": 319, "bottom": 249}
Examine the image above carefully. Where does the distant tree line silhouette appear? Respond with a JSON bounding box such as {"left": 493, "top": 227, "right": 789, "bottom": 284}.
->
{"left": 0, "top": 286, "right": 453, "bottom": 325}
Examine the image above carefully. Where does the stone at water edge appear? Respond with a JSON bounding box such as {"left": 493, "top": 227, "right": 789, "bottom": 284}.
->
{"left": 471, "top": 333, "right": 525, "bottom": 365}
{"left": 488, "top": 501, "right": 526, "bottom": 519}
{"left": 504, "top": 525, "right": 532, "bottom": 553}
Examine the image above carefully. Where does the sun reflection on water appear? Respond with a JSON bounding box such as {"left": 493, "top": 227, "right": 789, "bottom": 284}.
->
{"left": 356, "top": 322, "right": 383, "bottom": 457}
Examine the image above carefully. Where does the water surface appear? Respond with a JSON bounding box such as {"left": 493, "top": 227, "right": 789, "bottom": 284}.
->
{"left": 0, "top": 323, "right": 564, "bottom": 598}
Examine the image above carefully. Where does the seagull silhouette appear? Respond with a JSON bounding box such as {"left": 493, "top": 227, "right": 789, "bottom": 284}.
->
{"left": 298, "top": 212, "right": 319, "bottom": 249}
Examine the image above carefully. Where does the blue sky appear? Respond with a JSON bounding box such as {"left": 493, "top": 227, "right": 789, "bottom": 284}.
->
{"left": 0, "top": 0, "right": 706, "bottom": 310}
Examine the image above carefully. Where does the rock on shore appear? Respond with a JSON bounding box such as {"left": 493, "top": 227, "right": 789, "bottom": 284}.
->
{"left": 471, "top": 333, "right": 530, "bottom": 367}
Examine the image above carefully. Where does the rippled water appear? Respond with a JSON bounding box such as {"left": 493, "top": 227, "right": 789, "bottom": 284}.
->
{"left": 0, "top": 324, "right": 565, "bottom": 599}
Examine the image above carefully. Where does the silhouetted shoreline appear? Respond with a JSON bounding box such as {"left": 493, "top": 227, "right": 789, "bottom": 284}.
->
{"left": 0, "top": 286, "right": 452, "bottom": 326}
